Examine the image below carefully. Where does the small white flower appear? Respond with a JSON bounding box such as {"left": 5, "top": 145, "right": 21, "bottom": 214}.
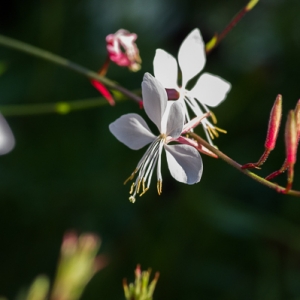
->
{"left": 153, "top": 28, "right": 231, "bottom": 146}
{"left": 109, "top": 73, "right": 203, "bottom": 203}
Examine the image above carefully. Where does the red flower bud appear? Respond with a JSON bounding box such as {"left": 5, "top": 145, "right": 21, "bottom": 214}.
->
{"left": 285, "top": 110, "right": 297, "bottom": 165}
{"left": 294, "top": 99, "right": 300, "bottom": 140}
{"left": 265, "top": 94, "right": 282, "bottom": 150}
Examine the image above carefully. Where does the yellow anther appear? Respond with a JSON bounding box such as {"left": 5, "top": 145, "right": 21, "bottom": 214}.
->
{"left": 210, "top": 111, "right": 217, "bottom": 124}
{"left": 210, "top": 126, "right": 219, "bottom": 137}
{"left": 206, "top": 126, "right": 215, "bottom": 140}
{"left": 139, "top": 188, "right": 149, "bottom": 197}
{"left": 129, "top": 196, "right": 136, "bottom": 203}
{"left": 157, "top": 180, "right": 162, "bottom": 195}
{"left": 137, "top": 179, "right": 142, "bottom": 193}
{"left": 124, "top": 169, "right": 137, "bottom": 185}
{"left": 206, "top": 124, "right": 227, "bottom": 140}
{"left": 129, "top": 182, "right": 135, "bottom": 194}
{"left": 214, "top": 126, "right": 227, "bottom": 134}
{"left": 142, "top": 179, "right": 146, "bottom": 193}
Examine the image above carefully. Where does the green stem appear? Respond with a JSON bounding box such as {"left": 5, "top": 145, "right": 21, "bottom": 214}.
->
{"left": 205, "top": 0, "right": 259, "bottom": 54}
{"left": 0, "top": 96, "right": 127, "bottom": 116}
{"left": 0, "top": 34, "right": 142, "bottom": 104}
{"left": 189, "top": 132, "right": 300, "bottom": 197}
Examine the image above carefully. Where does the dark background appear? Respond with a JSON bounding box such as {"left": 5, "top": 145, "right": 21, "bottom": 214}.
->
{"left": 1, "top": 0, "right": 300, "bottom": 299}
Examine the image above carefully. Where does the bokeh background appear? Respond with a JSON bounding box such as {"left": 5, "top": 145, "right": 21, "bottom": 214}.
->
{"left": 1, "top": 0, "right": 300, "bottom": 299}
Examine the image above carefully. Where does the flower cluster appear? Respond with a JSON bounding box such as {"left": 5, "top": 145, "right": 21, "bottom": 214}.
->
{"left": 109, "top": 29, "right": 231, "bottom": 202}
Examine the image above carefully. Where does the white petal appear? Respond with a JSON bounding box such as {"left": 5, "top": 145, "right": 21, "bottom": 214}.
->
{"left": 178, "top": 28, "right": 206, "bottom": 86}
{"left": 164, "top": 144, "right": 203, "bottom": 184}
{"left": 190, "top": 73, "right": 231, "bottom": 107}
{"left": 153, "top": 49, "right": 178, "bottom": 89}
{"left": 109, "top": 113, "right": 155, "bottom": 150}
{"left": 0, "top": 114, "right": 15, "bottom": 155}
{"left": 166, "top": 102, "right": 184, "bottom": 138}
{"left": 142, "top": 73, "right": 168, "bottom": 131}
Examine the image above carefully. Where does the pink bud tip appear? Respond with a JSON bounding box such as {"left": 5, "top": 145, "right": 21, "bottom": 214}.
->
{"left": 91, "top": 80, "right": 115, "bottom": 106}
{"left": 285, "top": 110, "right": 297, "bottom": 164}
{"left": 135, "top": 264, "right": 141, "bottom": 277}
{"left": 265, "top": 94, "right": 282, "bottom": 150}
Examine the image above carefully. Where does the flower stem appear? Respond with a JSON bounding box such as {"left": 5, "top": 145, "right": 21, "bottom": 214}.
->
{"left": 205, "top": 0, "right": 259, "bottom": 54}
{"left": 189, "top": 132, "right": 300, "bottom": 197}
{"left": 0, "top": 34, "right": 142, "bottom": 104}
{"left": 0, "top": 96, "right": 127, "bottom": 116}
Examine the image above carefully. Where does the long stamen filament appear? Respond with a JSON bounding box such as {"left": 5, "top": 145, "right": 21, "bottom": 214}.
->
{"left": 125, "top": 137, "right": 164, "bottom": 202}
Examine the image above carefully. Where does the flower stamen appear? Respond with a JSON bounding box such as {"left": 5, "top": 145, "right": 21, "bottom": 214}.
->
{"left": 139, "top": 187, "right": 149, "bottom": 197}
{"left": 206, "top": 124, "right": 227, "bottom": 140}
{"left": 157, "top": 180, "right": 162, "bottom": 195}
{"left": 210, "top": 111, "right": 217, "bottom": 124}
{"left": 124, "top": 169, "right": 137, "bottom": 185}
{"left": 206, "top": 126, "right": 216, "bottom": 140}
{"left": 129, "top": 182, "right": 135, "bottom": 194}
{"left": 129, "top": 196, "right": 136, "bottom": 203}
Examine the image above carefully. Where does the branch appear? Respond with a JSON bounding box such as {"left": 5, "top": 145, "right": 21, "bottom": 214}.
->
{"left": 0, "top": 34, "right": 142, "bottom": 104}
{"left": 189, "top": 132, "right": 300, "bottom": 197}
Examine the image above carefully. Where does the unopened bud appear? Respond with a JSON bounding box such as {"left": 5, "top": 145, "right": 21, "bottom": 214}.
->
{"left": 265, "top": 94, "right": 282, "bottom": 150}
{"left": 294, "top": 99, "right": 300, "bottom": 140}
{"left": 285, "top": 110, "right": 297, "bottom": 165}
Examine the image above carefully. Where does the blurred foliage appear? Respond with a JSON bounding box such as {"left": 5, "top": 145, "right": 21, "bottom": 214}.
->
{"left": 2, "top": 232, "right": 102, "bottom": 300}
{"left": 1, "top": 0, "right": 300, "bottom": 300}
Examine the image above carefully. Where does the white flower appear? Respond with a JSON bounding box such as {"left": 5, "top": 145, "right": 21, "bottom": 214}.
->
{"left": 153, "top": 28, "right": 231, "bottom": 146}
{"left": 109, "top": 73, "right": 203, "bottom": 203}
{"left": 0, "top": 113, "right": 15, "bottom": 155}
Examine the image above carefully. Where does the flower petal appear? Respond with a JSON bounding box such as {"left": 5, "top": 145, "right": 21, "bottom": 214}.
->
{"left": 153, "top": 49, "right": 178, "bottom": 89}
{"left": 164, "top": 144, "right": 203, "bottom": 184}
{"left": 0, "top": 113, "right": 15, "bottom": 155}
{"left": 166, "top": 101, "right": 184, "bottom": 138}
{"left": 190, "top": 73, "right": 231, "bottom": 107}
{"left": 142, "top": 73, "right": 167, "bottom": 131}
{"left": 178, "top": 28, "right": 206, "bottom": 86}
{"left": 109, "top": 113, "right": 155, "bottom": 150}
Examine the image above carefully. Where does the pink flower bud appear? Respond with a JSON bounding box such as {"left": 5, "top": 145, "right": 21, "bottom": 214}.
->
{"left": 106, "top": 29, "right": 141, "bottom": 71}
{"left": 285, "top": 110, "right": 297, "bottom": 165}
{"left": 91, "top": 80, "right": 115, "bottom": 106}
{"left": 294, "top": 99, "right": 300, "bottom": 140}
{"left": 265, "top": 94, "right": 282, "bottom": 150}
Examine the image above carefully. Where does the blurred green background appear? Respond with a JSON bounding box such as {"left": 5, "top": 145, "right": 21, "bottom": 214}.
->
{"left": 1, "top": 0, "right": 300, "bottom": 299}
